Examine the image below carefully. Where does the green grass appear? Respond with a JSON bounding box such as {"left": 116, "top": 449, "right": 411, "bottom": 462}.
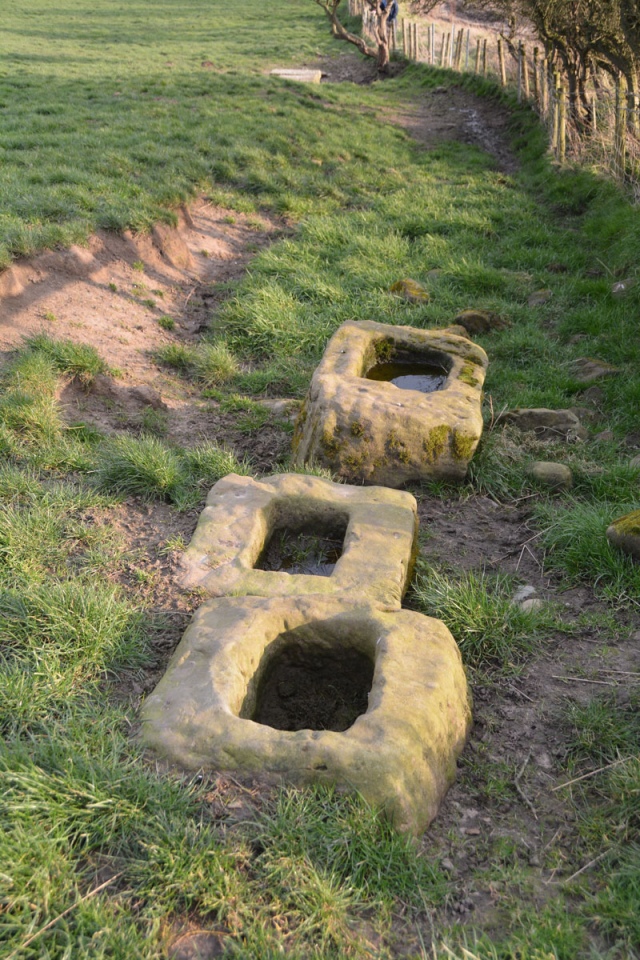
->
{"left": 2, "top": 0, "right": 640, "bottom": 956}
{"left": 410, "top": 562, "right": 560, "bottom": 670}
{"left": 563, "top": 691, "right": 640, "bottom": 951}
{"left": 535, "top": 499, "right": 640, "bottom": 603}
{"left": 95, "top": 434, "right": 250, "bottom": 508}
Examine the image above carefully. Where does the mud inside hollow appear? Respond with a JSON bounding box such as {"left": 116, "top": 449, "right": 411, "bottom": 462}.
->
{"left": 255, "top": 518, "right": 347, "bottom": 577}
{"left": 366, "top": 350, "right": 450, "bottom": 393}
{"left": 249, "top": 640, "right": 374, "bottom": 732}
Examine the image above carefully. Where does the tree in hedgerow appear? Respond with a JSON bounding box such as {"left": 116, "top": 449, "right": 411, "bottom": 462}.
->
{"left": 313, "top": 0, "right": 439, "bottom": 72}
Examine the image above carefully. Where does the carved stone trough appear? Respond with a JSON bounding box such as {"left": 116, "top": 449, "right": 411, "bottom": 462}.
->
{"left": 292, "top": 320, "right": 488, "bottom": 487}
{"left": 178, "top": 472, "right": 418, "bottom": 610}
{"left": 141, "top": 595, "right": 472, "bottom": 835}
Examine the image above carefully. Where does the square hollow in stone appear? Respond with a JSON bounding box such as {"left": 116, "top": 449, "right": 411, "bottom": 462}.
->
{"left": 292, "top": 320, "right": 489, "bottom": 487}
{"left": 140, "top": 595, "right": 472, "bottom": 834}
{"left": 178, "top": 472, "right": 418, "bottom": 610}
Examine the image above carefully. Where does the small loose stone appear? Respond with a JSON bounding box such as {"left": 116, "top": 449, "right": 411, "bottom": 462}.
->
{"left": 513, "top": 585, "right": 537, "bottom": 604}
{"left": 528, "top": 289, "right": 553, "bottom": 306}
{"left": 520, "top": 598, "right": 545, "bottom": 613}
{"left": 528, "top": 461, "right": 573, "bottom": 490}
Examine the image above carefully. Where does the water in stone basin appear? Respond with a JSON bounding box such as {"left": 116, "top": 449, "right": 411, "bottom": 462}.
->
{"left": 255, "top": 525, "right": 346, "bottom": 577}
{"left": 366, "top": 360, "right": 448, "bottom": 392}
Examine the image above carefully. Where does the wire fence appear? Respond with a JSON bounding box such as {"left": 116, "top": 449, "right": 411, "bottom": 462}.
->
{"left": 347, "top": 0, "right": 640, "bottom": 193}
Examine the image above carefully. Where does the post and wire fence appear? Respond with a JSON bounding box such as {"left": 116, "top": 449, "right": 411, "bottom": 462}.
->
{"left": 346, "top": 0, "right": 640, "bottom": 191}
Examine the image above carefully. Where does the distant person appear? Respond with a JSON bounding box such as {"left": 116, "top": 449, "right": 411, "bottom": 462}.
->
{"left": 380, "top": 0, "right": 398, "bottom": 28}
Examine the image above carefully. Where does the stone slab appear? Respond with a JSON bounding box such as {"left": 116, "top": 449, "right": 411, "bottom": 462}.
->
{"left": 270, "top": 69, "right": 322, "bottom": 83}
{"left": 141, "top": 595, "right": 472, "bottom": 835}
{"left": 292, "top": 320, "right": 488, "bottom": 486}
{"left": 178, "top": 472, "right": 418, "bottom": 610}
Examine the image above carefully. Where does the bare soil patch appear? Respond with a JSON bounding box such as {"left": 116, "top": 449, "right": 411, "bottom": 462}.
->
{"left": 390, "top": 84, "right": 518, "bottom": 172}
{"left": 0, "top": 200, "right": 282, "bottom": 388}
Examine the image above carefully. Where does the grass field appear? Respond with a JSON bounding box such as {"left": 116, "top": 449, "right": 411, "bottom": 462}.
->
{"left": 1, "top": 1, "right": 640, "bottom": 957}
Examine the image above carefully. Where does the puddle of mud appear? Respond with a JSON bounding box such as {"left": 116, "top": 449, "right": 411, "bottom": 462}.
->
{"left": 248, "top": 639, "right": 374, "bottom": 732}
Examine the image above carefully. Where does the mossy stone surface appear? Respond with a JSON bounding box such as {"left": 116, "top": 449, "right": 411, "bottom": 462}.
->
{"left": 140, "top": 595, "right": 472, "bottom": 835}
{"left": 293, "top": 320, "right": 488, "bottom": 487}
{"left": 389, "top": 278, "right": 430, "bottom": 303}
{"left": 178, "top": 472, "right": 418, "bottom": 610}
{"left": 606, "top": 510, "right": 640, "bottom": 560}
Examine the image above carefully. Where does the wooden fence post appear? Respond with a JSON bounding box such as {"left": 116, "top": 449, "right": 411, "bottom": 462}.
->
{"left": 444, "top": 32, "right": 450, "bottom": 67}
{"left": 551, "top": 70, "right": 559, "bottom": 152}
{"left": 453, "top": 27, "right": 464, "bottom": 70}
{"left": 431, "top": 23, "right": 435, "bottom": 65}
{"left": 482, "top": 38, "right": 487, "bottom": 76}
{"left": 533, "top": 47, "right": 539, "bottom": 105}
{"left": 627, "top": 90, "right": 638, "bottom": 136}
{"left": 522, "top": 44, "right": 530, "bottom": 98}
{"left": 475, "top": 37, "right": 481, "bottom": 74}
{"left": 558, "top": 81, "right": 566, "bottom": 161}
{"left": 614, "top": 75, "right": 626, "bottom": 178}
{"left": 465, "top": 29, "right": 470, "bottom": 71}
{"left": 591, "top": 94, "right": 597, "bottom": 133}
{"left": 517, "top": 43, "right": 522, "bottom": 101}
{"left": 402, "top": 19, "right": 408, "bottom": 58}
{"left": 541, "top": 57, "right": 548, "bottom": 117}
{"left": 413, "top": 22, "right": 418, "bottom": 61}
{"left": 498, "top": 38, "right": 506, "bottom": 87}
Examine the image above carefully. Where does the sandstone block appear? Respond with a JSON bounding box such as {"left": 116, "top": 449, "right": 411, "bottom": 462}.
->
{"left": 570, "top": 358, "right": 621, "bottom": 384}
{"left": 292, "top": 320, "right": 488, "bottom": 487}
{"left": 528, "top": 461, "right": 573, "bottom": 490}
{"left": 504, "top": 408, "right": 588, "bottom": 441}
{"left": 178, "top": 472, "right": 418, "bottom": 610}
{"left": 389, "top": 279, "right": 430, "bottom": 303}
{"left": 606, "top": 510, "right": 640, "bottom": 560}
{"left": 270, "top": 69, "right": 322, "bottom": 83}
{"left": 452, "top": 309, "right": 508, "bottom": 335}
{"left": 141, "top": 595, "right": 472, "bottom": 835}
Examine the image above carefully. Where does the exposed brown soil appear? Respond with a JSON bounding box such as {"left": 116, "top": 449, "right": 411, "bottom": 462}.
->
{"left": 250, "top": 639, "right": 374, "bottom": 732}
{"left": 388, "top": 84, "right": 518, "bottom": 173}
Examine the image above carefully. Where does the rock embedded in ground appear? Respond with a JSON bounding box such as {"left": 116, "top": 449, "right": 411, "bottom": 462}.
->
{"left": 504, "top": 407, "right": 588, "bottom": 441}
{"left": 570, "top": 357, "right": 621, "bottom": 384}
{"left": 630, "top": 454, "right": 640, "bottom": 469}
{"left": 452, "top": 308, "right": 508, "bottom": 335}
{"left": 611, "top": 278, "right": 636, "bottom": 297}
{"left": 593, "top": 429, "right": 615, "bottom": 443}
{"left": 90, "top": 374, "right": 167, "bottom": 410}
{"left": 140, "top": 594, "right": 472, "bottom": 835}
{"left": 128, "top": 384, "right": 167, "bottom": 410}
{"left": 389, "top": 278, "right": 430, "bottom": 303}
{"left": 528, "top": 289, "right": 553, "bottom": 306}
{"left": 520, "top": 597, "right": 545, "bottom": 613}
{"left": 178, "top": 472, "right": 418, "bottom": 609}
{"left": 581, "top": 385, "right": 605, "bottom": 405}
{"left": 293, "top": 320, "right": 488, "bottom": 486}
{"left": 528, "top": 461, "right": 573, "bottom": 490}
{"left": 513, "top": 585, "right": 537, "bottom": 604}
{"left": 606, "top": 510, "right": 640, "bottom": 560}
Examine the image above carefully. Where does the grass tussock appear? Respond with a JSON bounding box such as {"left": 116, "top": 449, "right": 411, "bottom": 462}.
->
{"left": 95, "top": 434, "right": 251, "bottom": 508}
{"left": 411, "top": 562, "right": 559, "bottom": 670}
{"left": 535, "top": 499, "right": 640, "bottom": 603}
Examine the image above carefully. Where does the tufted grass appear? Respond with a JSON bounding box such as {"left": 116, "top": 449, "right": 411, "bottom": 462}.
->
{"left": 410, "top": 561, "right": 561, "bottom": 671}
